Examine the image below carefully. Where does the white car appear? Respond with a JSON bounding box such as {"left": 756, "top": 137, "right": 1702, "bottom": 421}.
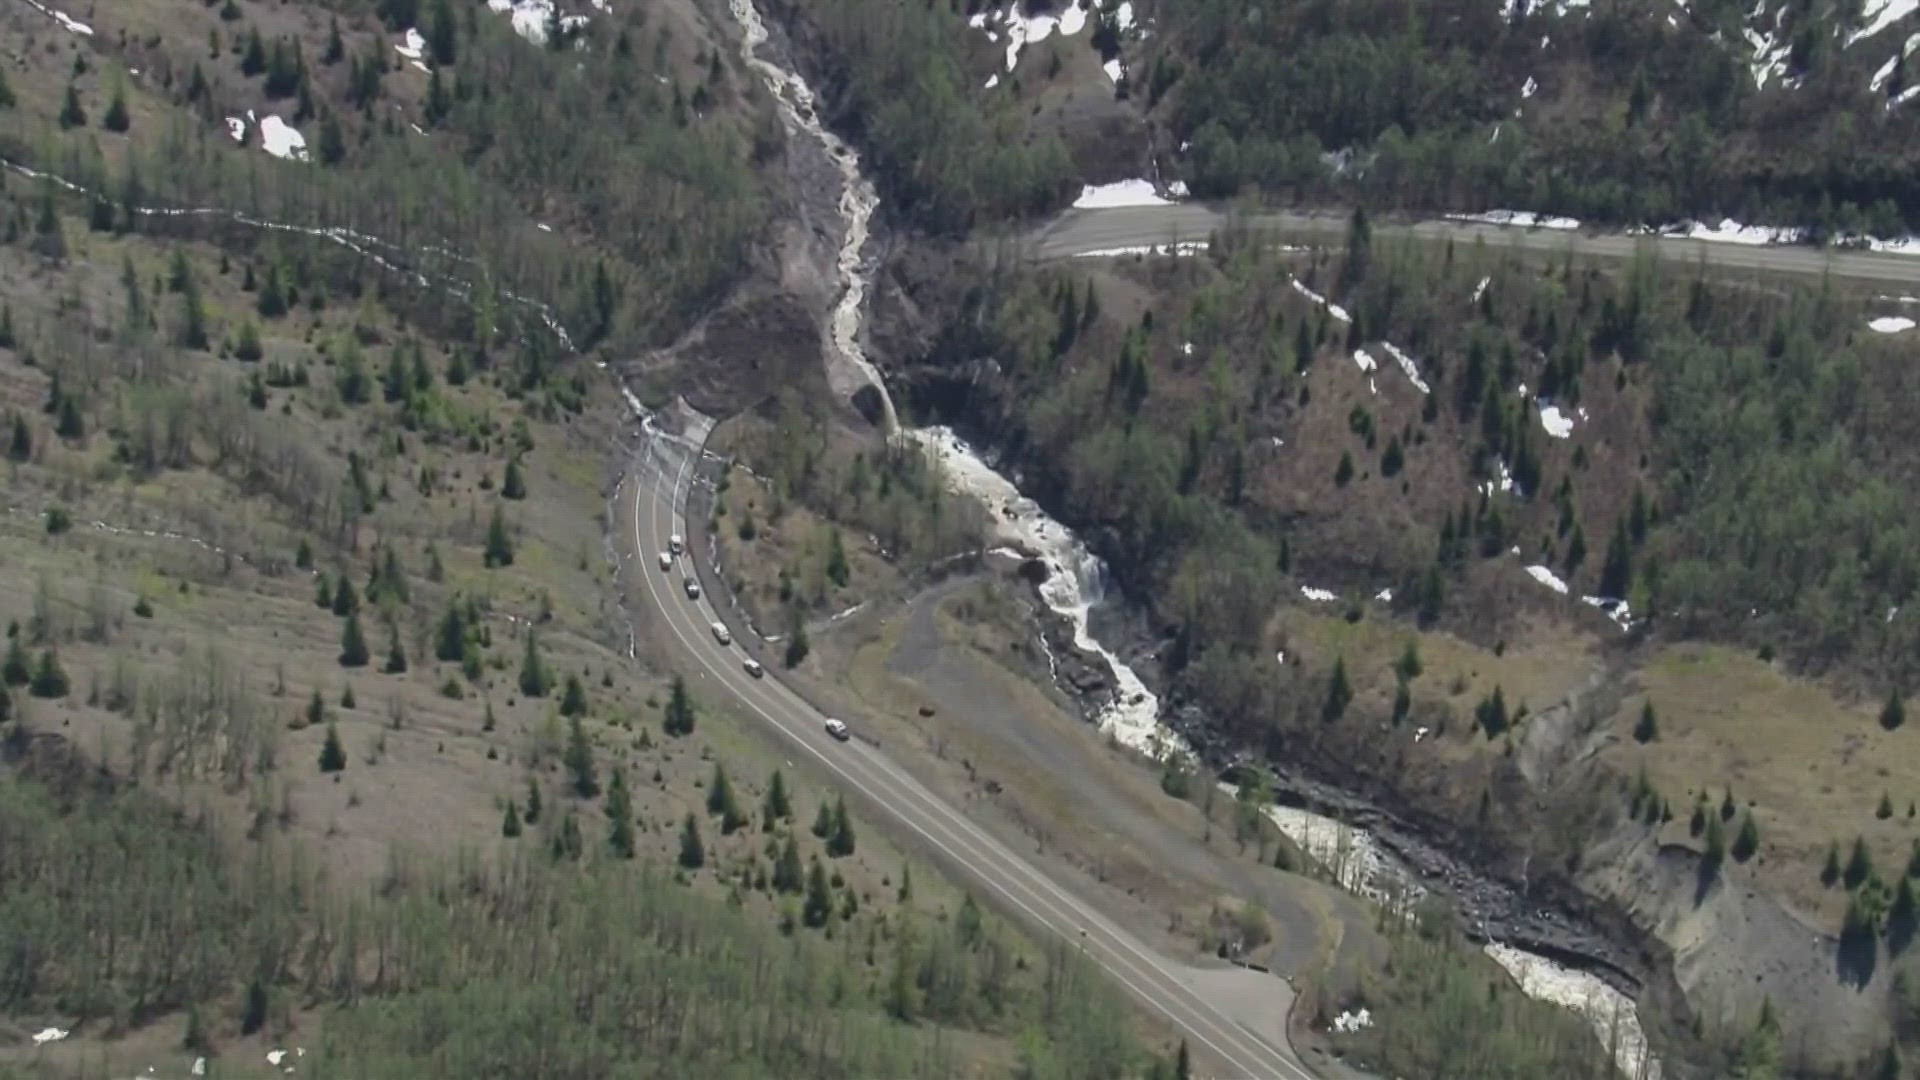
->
{"left": 823, "top": 718, "right": 851, "bottom": 742}
{"left": 658, "top": 551, "right": 673, "bottom": 572}
{"left": 743, "top": 658, "right": 764, "bottom": 678}
{"left": 669, "top": 533, "right": 684, "bottom": 555}
{"left": 710, "top": 621, "right": 731, "bottom": 646}
{"left": 683, "top": 577, "right": 701, "bottom": 600}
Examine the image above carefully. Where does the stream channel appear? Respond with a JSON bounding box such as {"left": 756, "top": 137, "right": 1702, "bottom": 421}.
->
{"left": 723, "top": 1, "right": 1661, "bottom": 1076}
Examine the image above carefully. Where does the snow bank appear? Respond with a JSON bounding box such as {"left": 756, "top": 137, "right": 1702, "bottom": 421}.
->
{"left": 486, "top": 0, "right": 589, "bottom": 45}
{"left": 1446, "top": 210, "right": 1581, "bottom": 231}
{"left": 32, "top": 1027, "right": 69, "bottom": 1045}
{"left": 1849, "top": 0, "right": 1920, "bottom": 46}
{"left": 1472, "top": 276, "right": 1491, "bottom": 303}
{"left": 258, "top": 116, "right": 309, "bottom": 162}
{"left": 1582, "top": 594, "right": 1634, "bottom": 632}
{"left": 1103, "top": 57, "right": 1124, "bottom": 82}
{"left": 225, "top": 116, "right": 247, "bottom": 143}
{"left": 1073, "top": 179, "right": 1171, "bottom": 208}
{"left": 971, "top": 0, "right": 1096, "bottom": 73}
{"left": 1332, "top": 1008, "right": 1375, "bottom": 1033}
{"left": 1479, "top": 458, "right": 1516, "bottom": 497}
{"left": 1300, "top": 586, "right": 1339, "bottom": 602}
{"left": 1745, "top": 25, "right": 1793, "bottom": 88}
{"left": 396, "top": 27, "right": 426, "bottom": 60}
{"left": 1539, "top": 403, "right": 1574, "bottom": 438}
{"left": 1351, "top": 348, "right": 1377, "bottom": 374}
{"left": 1871, "top": 315, "right": 1917, "bottom": 333}
{"left": 1485, "top": 943, "right": 1660, "bottom": 1080}
{"left": 1673, "top": 217, "right": 1802, "bottom": 245}
{"left": 1526, "top": 565, "right": 1571, "bottom": 594}
{"left": 1070, "top": 241, "right": 1208, "bottom": 258}
{"left": 1521, "top": 75, "right": 1538, "bottom": 98}
{"left": 20, "top": 0, "right": 91, "bottom": 34}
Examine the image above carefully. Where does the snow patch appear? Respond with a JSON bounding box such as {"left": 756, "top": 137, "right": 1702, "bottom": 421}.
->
{"left": 1375, "top": 588, "right": 1394, "bottom": 602}
{"left": 1479, "top": 458, "right": 1516, "bottom": 497}
{"left": 1848, "top": 0, "right": 1920, "bottom": 46}
{"left": 32, "top": 1027, "right": 69, "bottom": 1045}
{"left": 1290, "top": 278, "right": 1351, "bottom": 322}
{"left": 258, "top": 116, "right": 308, "bottom": 162}
{"left": 1114, "top": 0, "right": 1135, "bottom": 30}
{"left": 1300, "top": 586, "right": 1339, "bottom": 602}
{"left": 1871, "top": 315, "right": 1917, "bottom": 333}
{"left": 1673, "top": 217, "right": 1802, "bottom": 245}
{"left": 1103, "top": 57, "right": 1124, "bottom": 82}
{"left": 1351, "top": 348, "right": 1377, "bottom": 374}
{"left": 1485, "top": 943, "right": 1660, "bottom": 1080}
{"left": 1521, "top": 75, "right": 1538, "bottom": 98}
{"left": 486, "top": 0, "right": 589, "bottom": 45}
{"left": 1182, "top": 341, "right": 1194, "bottom": 356}
{"left": 1892, "top": 84, "right": 1920, "bottom": 108}
{"left": 984, "top": 72, "right": 1000, "bottom": 89}
{"left": 1526, "top": 564, "right": 1571, "bottom": 594}
{"left": 1381, "top": 342, "right": 1430, "bottom": 394}
{"left": 1472, "top": 275, "right": 1491, "bottom": 303}
{"left": 1582, "top": 595, "right": 1634, "bottom": 632}
{"left": 396, "top": 27, "right": 426, "bottom": 60}
{"left": 1073, "top": 179, "right": 1172, "bottom": 208}
{"left": 1446, "top": 209, "right": 1581, "bottom": 231}
{"left": 19, "top": 0, "right": 91, "bottom": 34}
{"left": 1745, "top": 25, "right": 1792, "bottom": 88}
{"left": 1070, "top": 241, "right": 1208, "bottom": 258}
{"left": 1332, "top": 1008, "right": 1375, "bottom": 1034}
{"left": 225, "top": 116, "right": 247, "bottom": 143}
{"left": 1539, "top": 403, "right": 1574, "bottom": 438}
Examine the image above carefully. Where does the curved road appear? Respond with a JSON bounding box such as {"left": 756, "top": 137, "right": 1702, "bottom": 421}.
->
{"left": 626, "top": 416, "right": 1311, "bottom": 1080}
{"left": 1031, "top": 204, "right": 1920, "bottom": 286}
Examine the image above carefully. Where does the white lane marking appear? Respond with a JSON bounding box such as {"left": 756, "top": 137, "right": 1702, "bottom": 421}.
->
{"left": 630, "top": 435, "right": 1307, "bottom": 1080}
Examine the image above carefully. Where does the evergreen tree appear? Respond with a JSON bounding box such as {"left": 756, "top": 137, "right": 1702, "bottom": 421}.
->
{"left": 1881, "top": 792, "right": 1896, "bottom": 820}
{"left": 826, "top": 529, "right": 850, "bottom": 588}
{"left": 1391, "top": 677, "right": 1411, "bottom": 725}
{"left": 257, "top": 262, "right": 287, "bottom": 319}
{"left": 102, "top": 81, "right": 130, "bottom": 132}
{"left": 1889, "top": 876, "right": 1918, "bottom": 953}
{"left": 305, "top": 688, "right": 326, "bottom": 727}
{"left": 1476, "top": 686, "right": 1509, "bottom": 738}
{"left": 7, "top": 413, "right": 28, "bottom": 461}
{"left": 1, "top": 637, "right": 26, "bottom": 688}
{"left": 1322, "top": 655, "right": 1352, "bottom": 722}
{"left": 1634, "top": 701, "right": 1659, "bottom": 743}
{"left": 1823, "top": 841, "right": 1842, "bottom": 888}
{"left": 1884, "top": 689, "right": 1906, "bottom": 732}
{"left": 318, "top": 110, "right": 346, "bottom": 166}
{"left": 338, "top": 611, "right": 370, "bottom": 667}
{"left": 519, "top": 629, "right": 550, "bottom": 696}
{"left": 763, "top": 769, "right": 792, "bottom": 826}
{"left": 315, "top": 573, "right": 334, "bottom": 610}
{"left": 484, "top": 505, "right": 514, "bottom": 567}
{"left": 429, "top": 0, "right": 458, "bottom": 64}
{"left": 318, "top": 721, "right": 347, "bottom": 772}
{"left": 708, "top": 763, "right": 747, "bottom": 832}
{"left": 784, "top": 619, "right": 810, "bottom": 669}
{"left": 501, "top": 799, "right": 522, "bottom": 838}
{"left": 1395, "top": 641, "right": 1422, "bottom": 681}
{"left": 1847, "top": 836, "right": 1876, "bottom": 891}
{"left": 332, "top": 575, "right": 359, "bottom": 617}
{"left": 1732, "top": 811, "right": 1759, "bottom": 863}
{"left": 435, "top": 601, "right": 466, "bottom": 662}
{"left": 502, "top": 456, "right": 527, "bottom": 499}
{"left": 564, "top": 714, "right": 598, "bottom": 798}
{"left": 1175, "top": 1040, "right": 1192, "bottom": 1080}
{"left": 898, "top": 863, "right": 914, "bottom": 903}
{"left": 827, "top": 795, "right": 856, "bottom": 857}
{"left": 381, "top": 622, "right": 408, "bottom": 674}
{"left": 525, "top": 775, "right": 542, "bottom": 824}
{"left": 58, "top": 83, "right": 86, "bottom": 128}
{"left": 0, "top": 682, "right": 11, "bottom": 724}
{"left": 559, "top": 673, "right": 588, "bottom": 717}
{"left": 1598, "top": 520, "right": 1633, "bottom": 599}
{"left": 1721, "top": 786, "right": 1737, "bottom": 821}
{"left": 605, "top": 768, "right": 634, "bottom": 858}
{"left": 550, "top": 812, "right": 583, "bottom": 862}
{"left": 678, "top": 812, "right": 705, "bottom": 869}
{"left": 1702, "top": 815, "right": 1726, "bottom": 879}
{"left": 1333, "top": 450, "right": 1354, "bottom": 486}
{"left": 773, "top": 833, "right": 803, "bottom": 893}
{"left": 1690, "top": 794, "right": 1707, "bottom": 838}
{"left": 664, "top": 673, "right": 696, "bottom": 736}
{"left": 812, "top": 800, "right": 833, "bottom": 839}
{"left": 240, "top": 976, "right": 269, "bottom": 1035}
{"left": 0, "top": 67, "right": 13, "bottom": 109}
{"left": 1873, "top": 1042, "right": 1902, "bottom": 1080}
{"left": 323, "top": 16, "right": 345, "bottom": 64}
{"left": 802, "top": 858, "right": 833, "bottom": 927}
{"left": 28, "top": 650, "right": 68, "bottom": 699}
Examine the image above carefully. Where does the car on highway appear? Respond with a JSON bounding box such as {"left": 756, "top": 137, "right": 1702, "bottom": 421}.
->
{"left": 683, "top": 577, "right": 701, "bottom": 600}
{"left": 658, "top": 551, "right": 673, "bottom": 572}
{"left": 743, "top": 658, "right": 764, "bottom": 678}
{"left": 669, "top": 533, "right": 684, "bottom": 555}
{"left": 823, "top": 718, "right": 850, "bottom": 742}
{"left": 710, "top": 621, "right": 731, "bottom": 646}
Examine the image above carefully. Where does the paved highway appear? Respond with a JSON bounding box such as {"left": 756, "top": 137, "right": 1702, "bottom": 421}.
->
{"left": 1030, "top": 204, "right": 1920, "bottom": 287}
{"left": 627, "top": 415, "right": 1312, "bottom": 1080}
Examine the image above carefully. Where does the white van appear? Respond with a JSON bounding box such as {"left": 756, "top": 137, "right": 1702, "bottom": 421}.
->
{"left": 710, "top": 622, "right": 731, "bottom": 646}
{"left": 669, "top": 533, "right": 684, "bottom": 555}
{"left": 657, "top": 551, "right": 673, "bottom": 572}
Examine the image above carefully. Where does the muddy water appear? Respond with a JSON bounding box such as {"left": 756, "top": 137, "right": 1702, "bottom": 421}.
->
{"left": 721, "top": 1, "right": 1657, "bottom": 1074}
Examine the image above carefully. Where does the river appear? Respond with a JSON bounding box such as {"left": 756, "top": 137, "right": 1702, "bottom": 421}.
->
{"left": 720, "top": 2, "right": 1659, "bottom": 1076}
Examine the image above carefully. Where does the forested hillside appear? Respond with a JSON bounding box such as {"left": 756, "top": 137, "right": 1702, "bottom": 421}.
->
{"left": 791, "top": 0, "right": 1920, "bottom": 232}
{"left": 0, "top": 0, "right": 1150, "bottom": 1075}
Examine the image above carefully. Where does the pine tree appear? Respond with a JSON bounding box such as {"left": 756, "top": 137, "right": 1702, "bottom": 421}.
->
{"left": 429, "top": 0, "right": 458, "bottom": 64}
{"left": 1702, "top": 816, "right": 1726, "bottom": 879}
{"left": 341, "top": 683, "right": 355, "bottom": 710}
{"left": 525, "top": 776, "right": 542, "bottom": 824}
{"left": 1395, "top": 641, "right": 1422, "bottom": 681}
{"left": 1847, "top": 836, "right": 1876, "bottom": 891}
{"left": 0, "top": 638, "right": 25, "bottom": 687}
{"left": 502, "top": 799, "right": 522, "bottom": 837}
{"left": 0, "top": 67, "right": 13, "bottom": 109}
{"left": 339, "top": 611, "right": 370, "bottom": 667}
{"left": 1732, "top": 811, "right": 1759, "bottom": 863}
{"left": 102, "top": 81, "right": 130, "bottom": 132}
{"left": 1175, "top": 1040, "right": 1192, "bottom": 1080}
{"left": 0, "top": 682, "right": 11, "bottom": 724}
{"left": 1884, "top": 689, "right": 1906, "bottom": 732}
{"left": 812, "top": 800, "right": 833, "bottom": 839}
{"left": 803, "top": 858, "right": 833, "bottom": 927}
{"left": 664, "top": 673, "right": 696, "bottom": 736}
{"left": 1889, "top": 877, "right": 1918, "bottom": 953}
{"left": 678, "top": 812, "right": 705, "bottom": 869}
{"left": 375, "top": 626, "right": 406, "bottom": 678}
{"left": 305, "top": 688, "right": 326, "bottom": 727}
{"left": 827, "top": 795, "right": 856, "bottom": 857}
{"left": 559, "top": 673, "right": 587, "bottom": 717}
{"left": 773, "top": 833, "right": 803, "bottom": 893}
{"left": 323, "top": 16, "right": 345, "bottom": 64}
{"left": 435, "top": 601, "right": 466, "bottom": 662}
{"left": 784, "top": 620, "right": 810, "bottom": 669}
{"left": 502, "top": 457, "right": 527, "bottom": 500}
{"left": 826, "top": 529, "right": 850, "bottom": 588}
{"left": 1598, "top": 520, "right": 1633, "bottom": 600}
{"left": 1634, "top": 701, "right": 1659, "bottom": 743}
{"left": 318, "top": 721, "right": 347, "bottom": 772}
{"left": 1322, "top": 655, "right": 1352, "bottom": 722}
{"left": 1333, "top": 450, "right": 1355, "bottom": 486}
{"left": 484, "top": 505, "right": 514, "bottom": 567}
{"left": 58, "top": 83, "right": 86, "bottom": 128}
{"left": 240, "top": 976, "right": 269, "bottom": 1035}
{"left": 1881, "top": 792, "right": 1896, "bottom": 820}
{"left": 519, "top": 629, "right": 550, "bottom": 696}
{"left": 318, "top": 110, "right": 346, "bottom": 165}
{"left": 1720, "top": 786, "right": 1737, "bottom": 821}
{"left": 564, "top": 714, "right": 598, "bottom": 798}
{"left": 606, "top": 768, "right": 634, "bottom": 858}
{"left": 1476, "top": 686, "right": 1509, "bottom": 738}
{"left": 1391, "top": 678, "right": 1411, "bottom": 725}
{"left": 1873, "top": 1042, "right": 1902, "bottom": 1080}
{"left": 28, "top": 650, "right": 68, "bottom": 699}
{"left": 7, "top": 413, "right": 29, "bottom": 461}
{"left": 551, "top": 812, "right": 583, "bottom": 862}
{"left": 332, "top": 575, "right": 359, "bottom": 617}
{"left": 763, "top": 769, "right": 792, "bottom": 826}
{"left": 707, "top": 763, "right": 745, "bottom": 835}
{"left": 1823, "top": 841, "right": 1842, "bottom": 888}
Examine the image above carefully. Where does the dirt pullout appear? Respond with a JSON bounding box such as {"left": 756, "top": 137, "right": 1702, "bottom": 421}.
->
{"left": 881, "top": 575, "right": 1381, "bottom": 983}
